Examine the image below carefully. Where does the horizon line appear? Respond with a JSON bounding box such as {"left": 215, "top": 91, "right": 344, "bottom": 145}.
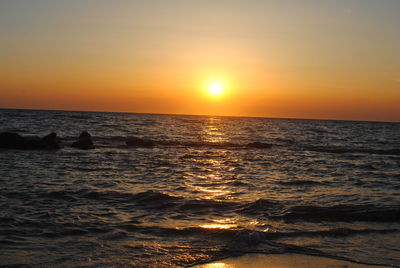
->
{"left": 0, "top": 106, "right": 398, "bottom": 124}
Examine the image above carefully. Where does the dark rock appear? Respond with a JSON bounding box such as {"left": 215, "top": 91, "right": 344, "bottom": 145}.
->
{"left": 0, "top": 132, "right": 60, "bottom": 150}
{"left": 42, "top": 132, "right": 60, "bottom": 149}
{"left": 246, "top": 142, "right": 273, "bottom": 149}
{"left": 71, "top": 131, "right": 95, "bottom": 149}
{"left": 126, "top": 136, "right": 155, "bottom": 147}
{"left": 0, "top": 132, "right": 21, "bottom": 149}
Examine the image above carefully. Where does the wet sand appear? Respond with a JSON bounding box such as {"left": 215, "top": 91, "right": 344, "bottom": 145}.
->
{"left": 193, "top": 254, "right": 389, "bottom": 268}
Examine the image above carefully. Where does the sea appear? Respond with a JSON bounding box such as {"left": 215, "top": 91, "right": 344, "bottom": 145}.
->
{"left": 0, "top": 108, "right": 399, "bottom": 267}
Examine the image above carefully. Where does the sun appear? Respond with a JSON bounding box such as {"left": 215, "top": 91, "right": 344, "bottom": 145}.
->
{"left": 208, "top": 82, "right": 224, "bottom": 97}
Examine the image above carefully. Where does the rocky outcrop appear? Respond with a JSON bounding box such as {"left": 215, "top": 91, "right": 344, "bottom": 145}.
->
{"left": 71, "top": 131, "right": 95, "bottom": 149}
{"left": 0, "top": 132, "right": 60, "bottom": 150}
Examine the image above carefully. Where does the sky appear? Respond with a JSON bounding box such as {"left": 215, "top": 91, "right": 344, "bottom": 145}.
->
{"left": 0, "top": 0, "right": 399, "bottom": 122}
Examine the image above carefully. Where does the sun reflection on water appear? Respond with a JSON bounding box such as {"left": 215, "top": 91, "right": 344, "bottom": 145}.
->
{"left": 202, "top": 117, "right": 227, "bottom": 144}
{"left": 200, "top": 218, "right": 238, "bottom": 230}
{"left": 187, "top": 118, "right": 241, "bottom": 229}
{"left": 184, "top": 116, "right": 237, "bottom": 200}
{"left": 197, "top": 263, "right": 233, "bottom": 268}
{"left": 199, "top": 223, "right": 237, "bottom": 229}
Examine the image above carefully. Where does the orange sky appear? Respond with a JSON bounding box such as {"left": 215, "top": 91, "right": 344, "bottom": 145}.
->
{"left": 0, "top": 1, "right": 399, "bottom": 122}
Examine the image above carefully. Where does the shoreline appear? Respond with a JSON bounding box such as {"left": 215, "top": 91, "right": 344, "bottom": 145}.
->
{"left": 192, "top": 253, "right": 392, "bottom": 268}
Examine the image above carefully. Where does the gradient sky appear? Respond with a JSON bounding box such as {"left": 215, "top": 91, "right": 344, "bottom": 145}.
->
{"left": 0, "top": 0, "right": 399, "bottom": 121}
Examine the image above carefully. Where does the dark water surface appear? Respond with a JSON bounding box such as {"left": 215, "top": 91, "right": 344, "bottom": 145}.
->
{"left": 0, "top": 109, "right": 399, "bottom": 267}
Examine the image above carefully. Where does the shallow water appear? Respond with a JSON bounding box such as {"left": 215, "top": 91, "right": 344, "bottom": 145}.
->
{"left": 0, "top": 109, "right": 399, "bottom": 267}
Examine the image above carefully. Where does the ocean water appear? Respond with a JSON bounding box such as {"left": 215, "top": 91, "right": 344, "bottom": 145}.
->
{"left": 0, "top": 108, "right": 399, "bottom": 267}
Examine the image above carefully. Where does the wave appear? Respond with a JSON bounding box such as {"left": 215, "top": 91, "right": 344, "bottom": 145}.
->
{"left": 34, "top": 189, "right": 238, "bottom": 212}
{"left": 55, "top": 135, "right": 400, "bottom": 155}
{"left": 237, "top": 198, "right": 283, "bottom": 215}
{"left": 116, "top": 224, "right": 399, "bottom": 242}
{"left": 274, "top": 204, "right": 400, "bottom": 223}
{"left": 125, "top": 136, "right": 273, "bottom": 149}
{"left": 49, "top": 135, "right": 275, "bottom": 149}
{"left": 238, "top": 199, "right": 400, "bottom": 223}
{"left": 127, "top": 190, "right": 238, "bottom": 212}
{"left": 306, "top": 146, "right": 400, "bottom": 156}
{"left": 8, "top": 213, "right": 396, "bottom": 245}
{"left": 37, "top": 189, "right": 134, "bottom": 202}
{"left": 32, "top": 190, "right": 400, "bottom": 223}
{"left": 276, "top": 180, "right": 325, "bottom": 186}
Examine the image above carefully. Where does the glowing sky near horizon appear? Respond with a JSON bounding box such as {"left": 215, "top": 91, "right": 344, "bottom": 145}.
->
{"left": 0, "top": 0, "right": 399, "bottom": 121}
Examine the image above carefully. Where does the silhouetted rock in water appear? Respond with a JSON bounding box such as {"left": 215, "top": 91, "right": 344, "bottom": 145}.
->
{"left": 71, "top": 131, "right": 95, "bottom": 149}
{"left": 126, "top": 136, "right": 155, "bottom": 147}
{"left": 246, "top": 142, "right": 273, "bottom": 149}
{"left": 0, "top": 132, "right": 60, "bottom": 150}
{"left": 42, "top": 132, "right": 60, "bottom": 149}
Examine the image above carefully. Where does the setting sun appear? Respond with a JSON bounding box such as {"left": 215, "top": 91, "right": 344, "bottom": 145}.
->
{"left": 1, "top": 1, "right": 400, "bottom": 267}
{"left": 208, "top": 82, "right": 224, "bottom": 97}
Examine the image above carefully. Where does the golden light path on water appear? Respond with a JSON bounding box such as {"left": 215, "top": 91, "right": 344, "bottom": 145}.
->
{"left": 202, "top": 117, "right": 227, "bottom": 144}
{"left": 200, "top": 219, "right": 238, "bottom": 230}
{"left": 193, "top": 117, "right": 238, "bottom": 230}
{"left": 197, "top": 263, "right": 232, "bottom": 268}
{"left": 192, "top": 117, "right": 232, "bottom": 200}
